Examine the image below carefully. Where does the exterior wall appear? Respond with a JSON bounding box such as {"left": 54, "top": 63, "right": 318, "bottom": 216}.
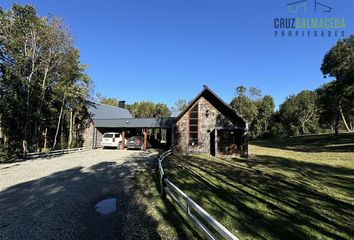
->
{"left": 174, "top": 96, "right": 234, "bottom": 154}
{"left": 82, "top": 120, "right": 94, "bottom": 147}
{"left": 82, "top": 121, "right": 104, "bottom": 148}
{"left": 96, "top": 128, "right": 103, "bottom": 148}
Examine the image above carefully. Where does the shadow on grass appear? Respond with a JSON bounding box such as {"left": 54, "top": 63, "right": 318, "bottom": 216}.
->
{"left": 164, "top": 154, "right": 354, "bottom": 240}
{"left": 251, "top": 133, "right": 354, "bottom": 153}
{"left": 129, "top": 154, "right": 203, "bottom": 240}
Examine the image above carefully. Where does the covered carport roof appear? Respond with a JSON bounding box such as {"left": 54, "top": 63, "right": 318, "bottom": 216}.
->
{"left": 92, "top": 118, "right": 174, "bottom": 128}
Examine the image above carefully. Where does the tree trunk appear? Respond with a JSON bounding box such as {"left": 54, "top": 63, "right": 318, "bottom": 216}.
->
{"left": 42, "top": 66, "right": 49, "bottom": 90}
{"left": 43, "top": 128, "right": 48, "bottom": 150}
{"left": 60, "top": 113, "right": 64, "bottom": 149}
{"left": 24, "top": 29, "right": 38, "bottom": 155}
{"left": 53, "top": 96, "right": 65, "bottom": 149}
{"left": 301, "top": 122, "right": 305, "bottom": 135}
{"left": 68, "top": 109, "right": 73, "bottom": 148}
{"left": 339, "top": 105, "right": 351, "bottom": 132}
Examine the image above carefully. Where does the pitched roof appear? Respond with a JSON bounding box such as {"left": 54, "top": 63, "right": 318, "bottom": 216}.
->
{"left": 85, "top": 101, "right": 173, "bottom": 128}
{"left": 85, "top": 101, "right": 133, "bottom": 120}
{"left": 93, "top": 118, "right": 174, "bottom": 128}
{"left": 175, "top": 86, "right": 247, "bottom": 128}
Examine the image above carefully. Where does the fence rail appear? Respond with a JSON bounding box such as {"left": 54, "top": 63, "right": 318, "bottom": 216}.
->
{"left": 25, "top": 146, "right": 92, "bottom": 159}
{"left": 157, "top": 149, "right": 239, "bottom": 240}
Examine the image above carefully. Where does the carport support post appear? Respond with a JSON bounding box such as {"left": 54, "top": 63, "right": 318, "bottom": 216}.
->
{"left": 121, "top": 128, "right": 125, "bottom": 150}
{"left": 143, "top": 128, "right": 147, "bottom": 151}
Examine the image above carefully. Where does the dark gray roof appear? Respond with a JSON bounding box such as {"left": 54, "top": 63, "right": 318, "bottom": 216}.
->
{"left": 93, "top": 118, "right": 174, "bottom": 128}
{"left": 86, "top": 101, "right": 132, "bottom": 119}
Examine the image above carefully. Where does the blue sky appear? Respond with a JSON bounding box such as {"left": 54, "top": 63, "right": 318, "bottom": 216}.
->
{"left": 2, "top": 0, "right": 354, "bottom": 108}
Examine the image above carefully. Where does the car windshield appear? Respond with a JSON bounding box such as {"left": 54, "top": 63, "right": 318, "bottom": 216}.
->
{"left": 115, "top": 133, "right": 120, "bottom": 138}
{"left": 129, "top": 136, "right": 142, "bottom": 141}
{"left": 103, "top": 133, "right": 113, "bottom": 138}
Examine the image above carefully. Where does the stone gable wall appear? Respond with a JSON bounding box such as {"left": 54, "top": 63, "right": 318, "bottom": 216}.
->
{"left": 173, "top": 96, "right": 234, "bottom": 154}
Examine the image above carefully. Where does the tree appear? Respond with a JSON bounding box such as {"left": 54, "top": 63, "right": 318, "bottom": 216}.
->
{"left": 154, "top": 103, "right": 171, "bottom": 117}
{"left": 321, "top": 35, "right": 354, "bottom": 135}
{"left": 317, "top": 81, "right": 354, "bottom": 133}
{"left": 278, "top": 91, "right": 318, "bottom": 136}
{"left": 230, "top": 86, "right": 260, "bottom": 123}
{"left": 230, "top": 86, "right": 273, "bottom": 138}
{"left": 0, "top": 4, "right": 91, "bottom": 160}
{"left": 100, "top": 97, "right": 120, "bottom": 107}
{"left": 296, "top": 91, "right": 317, "bottom": 134}
{"left": 257, "top": 95, "right": 275, "bottom": 133}
{"left": 172, "top": 99, "right": 189, "bottom": 111}
{"left": 0, "top": 4, "right": 48, "bottom": 154}
{"left": 128, "top": 101, "right": 170, "bottom": 118}
{"left": 52, "top": 49, "right": 89, "bottom": 149}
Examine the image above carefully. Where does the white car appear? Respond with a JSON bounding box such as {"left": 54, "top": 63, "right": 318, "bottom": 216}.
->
{"left": 101, "top": 132, "right": 122, "bottom": 149}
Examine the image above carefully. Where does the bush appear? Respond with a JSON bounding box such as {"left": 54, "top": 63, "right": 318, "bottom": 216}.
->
{"left": 0, "top": 142, "right": 22, "bottom": 162}
{"left": 260, "top": 123, "right": 286, "bottom": 138}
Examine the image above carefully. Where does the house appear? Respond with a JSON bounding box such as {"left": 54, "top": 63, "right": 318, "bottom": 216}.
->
{"left": 83, "top": 86, "right": 248, "bottom": 157}
{"left": 83, "top": 101, "right": 133, "bottom": 148}
{"left": 83, "top": 101, "right": 174, "bottom": 149}
{"left": 172, "top": 86, "right": 248, "bottom": 156}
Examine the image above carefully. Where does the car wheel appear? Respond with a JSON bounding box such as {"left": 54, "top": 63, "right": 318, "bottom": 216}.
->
{"left": 118, "top": 141, "right": 122, "bottom": 149}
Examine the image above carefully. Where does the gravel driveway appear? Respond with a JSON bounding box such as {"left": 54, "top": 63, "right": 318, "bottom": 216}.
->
{"left": 0, "top": 149, "right": 160, "bottom": 240}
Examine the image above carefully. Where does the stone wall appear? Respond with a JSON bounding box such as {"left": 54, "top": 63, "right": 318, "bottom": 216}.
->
{"left": 82, "top": 121, "right": 105, "bottom": 148}
{"left": 174, "top": 96, "right": 235, "bottom": 154}
{"left": 96, "top": 128, "right": 103, "bottom": 148}
{"left": 82, "top": 120, "right": 94, "bottom": 147}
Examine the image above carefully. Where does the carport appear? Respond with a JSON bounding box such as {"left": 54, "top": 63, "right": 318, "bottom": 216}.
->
{"left": 92, "top": 118, "right": 174, "bottom": 150}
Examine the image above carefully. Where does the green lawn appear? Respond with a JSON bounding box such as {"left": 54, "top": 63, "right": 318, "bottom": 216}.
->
{"left": 131, "top": 155, "right": 203, "bottom": 239}
{"left": 163, "top": 133, "right": 354, "bottom": 240}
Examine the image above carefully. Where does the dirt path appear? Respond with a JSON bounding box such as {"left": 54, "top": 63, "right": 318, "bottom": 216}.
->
{"left": 0, "top": 149, "right": 160, "bottom": 240}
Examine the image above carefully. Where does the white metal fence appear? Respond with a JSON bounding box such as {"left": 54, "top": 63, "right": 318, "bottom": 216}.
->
{"left": 25, "top": 146, "right": 92, "bottom": 159}
{"left": 157, "top": 149, "right": 239, "bottom": 240}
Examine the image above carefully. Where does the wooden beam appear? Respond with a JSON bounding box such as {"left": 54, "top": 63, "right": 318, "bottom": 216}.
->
{"left": 121, "top": 128, "right": 125, "bottom": 150}
{"left": 143, "top": 128, "right": 147, "bottom": 151}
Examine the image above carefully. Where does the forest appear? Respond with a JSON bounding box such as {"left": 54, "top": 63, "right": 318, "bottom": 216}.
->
{"left": 0, "top": 4, "right": 353, "bottom": 162}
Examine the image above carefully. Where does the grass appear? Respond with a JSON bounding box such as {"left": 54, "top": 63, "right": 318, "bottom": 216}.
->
{"left": 131, "top": 156, "right": 203, "bottom": 239}
{"left": 163, "top": 133, "right": 354, "bottom": 240}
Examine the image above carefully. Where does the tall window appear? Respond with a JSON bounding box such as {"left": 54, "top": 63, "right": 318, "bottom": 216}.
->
{"left": 189, "top": 104, "right": 198, "bottom": 146}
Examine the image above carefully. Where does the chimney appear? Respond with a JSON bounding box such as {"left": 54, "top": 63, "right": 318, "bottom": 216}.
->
{"left": 119, "top": 101, "right": 126, "bottom": 109}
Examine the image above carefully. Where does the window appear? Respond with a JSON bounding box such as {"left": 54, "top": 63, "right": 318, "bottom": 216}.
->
{"left": 103, "top": 133, "right": 113, "bottom": 138}
{"left": 189, "top": 104, "right": 198, "bottom": 146}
